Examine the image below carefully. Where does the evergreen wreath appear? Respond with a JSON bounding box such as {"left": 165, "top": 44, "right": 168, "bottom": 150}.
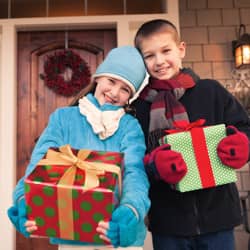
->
{"left": 40, "top": 50, "right": 91, "bottom": 97}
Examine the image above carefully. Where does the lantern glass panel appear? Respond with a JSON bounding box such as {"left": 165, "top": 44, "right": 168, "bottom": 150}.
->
{"left": 242, "top": 45, "right": 250, "bottom": 65}
{"left": 235, "top": 46, "right": 243, "bottom": 68}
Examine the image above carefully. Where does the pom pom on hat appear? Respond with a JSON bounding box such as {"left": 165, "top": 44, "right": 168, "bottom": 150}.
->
{"left": 93, "top": 46, "right": 146, "bottom": 95}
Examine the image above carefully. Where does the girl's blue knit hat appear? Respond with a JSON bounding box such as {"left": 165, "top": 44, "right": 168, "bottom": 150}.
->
{"left": 92, "top": 46, "right": 146, "bottom": 96}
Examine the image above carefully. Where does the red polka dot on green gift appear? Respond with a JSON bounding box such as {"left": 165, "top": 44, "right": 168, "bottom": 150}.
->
{"left": 93, "top": 212, "right": 104, "bottom": 222}
{"left": 32, "top": 195, "right": 44, "bottom": 206}
{"left": 43, "top": 186, "right": 54, "bottom": 196}
{"left": 92, "top": 191, "right": 104, "bottom": 201}
{"left": 80, "top": 201, "right": 92, "bottom": 211}
{"left": 81, "top": 222, "right": 92, "bottom": 232}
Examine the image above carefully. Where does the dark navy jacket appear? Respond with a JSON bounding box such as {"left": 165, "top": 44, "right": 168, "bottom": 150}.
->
{"left": 133, "top": 79, "right": 250, "bottom": 236}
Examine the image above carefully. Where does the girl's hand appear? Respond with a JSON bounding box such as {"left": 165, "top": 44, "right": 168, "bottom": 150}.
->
{"left": 25, "top": 220, "right": 37, "bottom": 234}
{"left": 96, "top": 221, "right": 112, "bottom": 243}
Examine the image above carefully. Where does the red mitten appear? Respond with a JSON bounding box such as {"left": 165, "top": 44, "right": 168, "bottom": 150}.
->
{"left": 217, "top": 126, "right": 249, "bottom": 169}
{"left": 144, "top": 144, "right": 187, "bottom": 184}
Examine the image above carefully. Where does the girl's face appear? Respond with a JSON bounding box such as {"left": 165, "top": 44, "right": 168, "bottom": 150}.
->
{"left": 94, "top": 76, "right": 132, "bottom": 106}
{"left": 139, "top": 31, "right": 186, "bottom": 80}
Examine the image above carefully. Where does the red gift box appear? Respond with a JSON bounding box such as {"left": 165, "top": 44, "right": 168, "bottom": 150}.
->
{"left": 25, "top": 145, "right": 123, "bottom": 243}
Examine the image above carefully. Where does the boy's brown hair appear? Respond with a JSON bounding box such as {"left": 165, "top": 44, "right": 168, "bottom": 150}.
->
{"left": 134, "top": 19, "right": 180, "bottom": 51}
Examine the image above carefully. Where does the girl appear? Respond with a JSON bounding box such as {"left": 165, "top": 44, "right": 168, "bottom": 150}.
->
{"left": 8, "top": 46, "right": 150, "bottom": 250}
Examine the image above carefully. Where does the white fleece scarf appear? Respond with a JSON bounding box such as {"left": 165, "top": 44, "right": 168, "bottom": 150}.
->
{"left": 79, "top": 96, "right": 125, "bottom": 140}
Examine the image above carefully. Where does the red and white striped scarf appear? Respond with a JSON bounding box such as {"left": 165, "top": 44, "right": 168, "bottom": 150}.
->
{"left": 139, "top": 68, "right": 198, "bottom": 152}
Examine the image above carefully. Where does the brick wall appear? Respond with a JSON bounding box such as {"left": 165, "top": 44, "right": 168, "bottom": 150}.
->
{"left": 179, "top": 0, "right": 250, "bottom": 249}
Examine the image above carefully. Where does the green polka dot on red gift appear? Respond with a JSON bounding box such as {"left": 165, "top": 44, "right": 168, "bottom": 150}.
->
{"left": 80, "top": 201, "right": 92, "bottom": 211}
{"left": 45, "top": 207, "right": 55, "bottom": 217}
{"left": 72, "top": 189, "right": 79, "bottom": 199}
{"left": 46, "top": 228, "right": 57, "bottom": 237}
{"left": 33, "top": 176, "right": 44, "bottom": 182}
{"left": 24, "top": 183, "right": 30, "bottom": 193}
{"left": 92, "top": 191, "right": 104, "bottom": 201}
{"left": 26, "top": 205, "right": 32, "bottom": 215}
{"left": 32, "top": 195, "right": 44, "bottom": 206}
{"left": 108, "top": 184, "right": 115, "bottom": 190}
{"left": 93, "top": 233, "right": 104, "bottom": 243}
{"left": 73, "top": 210, "right": 80, "bottom": 220}
{"left": 106, "top": 156, "right": 115, "bottom": 161}
{"left": 57, "top": 198, "right": 67, "bottom": 209}
{"left": 43, "top": 186, "right": 54, "bottom": 196}
{"left": 42, "top": 165, "right": 52, "bottom": 170}
{"left": 74, "top": 231, "right": 80, "bottom": 240}
{"left": 93, "top": 212, "right": 104, "bottom": 222}
{"left": 106, "top": 203, "right": 114, "bottom": 214}
{"left": 75, "top": 174, "right": 83, "bottom": 181}
{"left": 81, "top": 222, "right": 92, "bottom": 232}
{"left": 48, "top": 172, "right": 60, "bottom": 178}
{"left": 35, "top": 217, "right": 45, "bottom": 226}
{"left": 99, "top": 176, "right": 107, "bottom": 183}
{"left": 98, "top": 152, "right": 106, "bottom": 155}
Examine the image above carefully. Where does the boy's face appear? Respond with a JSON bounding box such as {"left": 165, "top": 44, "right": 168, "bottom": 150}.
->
{"left": 94, "top": 76, "right": 132, "bottom": 106}
{"left": 139, "top": 31, "right": 186, "bottom": 80}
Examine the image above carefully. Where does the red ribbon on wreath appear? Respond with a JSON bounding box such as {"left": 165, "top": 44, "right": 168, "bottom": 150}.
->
{"left": 40, "top": 50, "right": 91, "bottom": 97}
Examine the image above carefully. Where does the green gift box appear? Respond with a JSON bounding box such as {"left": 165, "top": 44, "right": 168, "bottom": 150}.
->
{"left": 159, "top": 120, "right": 237, "bottom": 192}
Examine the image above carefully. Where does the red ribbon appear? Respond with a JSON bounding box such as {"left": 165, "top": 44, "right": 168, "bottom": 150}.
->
{"left": 190, "top": 127, "right": 216, "bottom": 188}
{"left": 165, "top": 119, "right": 216, "bottom": 189}
{"left": 165, "top": 119, "right": 206, "bottom": 134}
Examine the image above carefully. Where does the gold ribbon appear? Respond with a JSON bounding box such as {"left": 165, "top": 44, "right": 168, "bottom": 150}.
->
{"left": 37, "top": 144, "right": 122, "bottom": 240}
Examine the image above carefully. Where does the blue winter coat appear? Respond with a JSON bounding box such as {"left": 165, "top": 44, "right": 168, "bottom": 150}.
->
{"left": 12, "top": 93, "right": 150, "bottom": 246}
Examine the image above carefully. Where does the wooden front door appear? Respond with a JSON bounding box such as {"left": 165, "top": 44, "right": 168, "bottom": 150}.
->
{"left": 17, "top": 29, "right": 116, "bottom": 250}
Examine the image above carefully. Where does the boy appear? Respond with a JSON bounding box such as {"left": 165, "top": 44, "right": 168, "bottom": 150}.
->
{"left": 132, "top": 19, "right": 250, "bottom": 250}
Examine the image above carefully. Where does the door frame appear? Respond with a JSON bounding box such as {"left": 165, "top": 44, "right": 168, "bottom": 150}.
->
{"left": 0, "top": 2, "right": 179, "bottom": 250}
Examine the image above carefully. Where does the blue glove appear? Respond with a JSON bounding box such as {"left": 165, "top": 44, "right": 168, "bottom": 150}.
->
{"left": 7, "top": 198, "right": 30, "bottom": 238}
{"left": 107, "top": 205, "right": 138, "bottom": 247}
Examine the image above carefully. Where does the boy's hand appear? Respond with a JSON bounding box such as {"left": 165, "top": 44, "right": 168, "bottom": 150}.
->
{"left": 7, "top": 198, "right": 37, "bottom": 238}
{"left": 144, "top": 144, "right": 187, "bottom": 184}
{"left": 97, "top": 205, "right": 138, "bottom": 247}
{"left": 217, "top": 126, "right": 249, "bottom": 169}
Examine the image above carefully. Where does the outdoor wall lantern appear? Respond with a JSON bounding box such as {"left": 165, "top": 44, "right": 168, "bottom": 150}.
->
{"left": 232, "top": 24, "right": 250, "bottom": 68}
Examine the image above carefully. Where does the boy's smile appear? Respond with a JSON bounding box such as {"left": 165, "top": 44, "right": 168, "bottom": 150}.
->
{"left": 140, "top": 31, "right": 186, "bottom": 80}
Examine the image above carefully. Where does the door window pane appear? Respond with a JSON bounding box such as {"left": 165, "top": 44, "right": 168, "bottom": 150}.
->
{"left": 49, "top": 0, "right": 85, "bottom": 17}
{"left": 88, "top": 0, "right": 123, "bottom": 15}
{"left": 0, "top": 0, "right": 8, "bottom": 19}
{"left": 127, "top": 0, "right": 164, "bottom": 14}
{"left": 11, "top": 0, "right": 46, "bottom": 18}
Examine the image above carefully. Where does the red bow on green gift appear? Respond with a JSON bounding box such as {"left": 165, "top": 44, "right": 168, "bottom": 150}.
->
{"left": 166, "top": 119, "right": 206, "bottom": 134}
